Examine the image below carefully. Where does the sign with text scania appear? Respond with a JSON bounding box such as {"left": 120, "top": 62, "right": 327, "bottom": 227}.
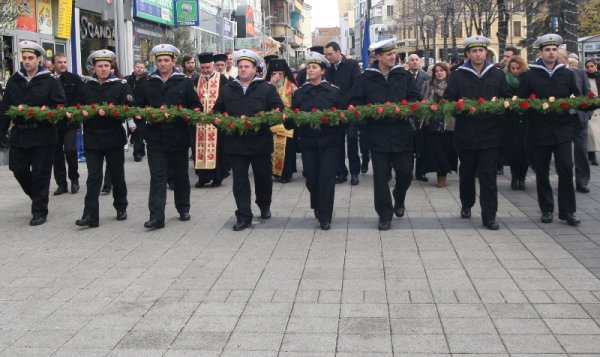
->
{"left": 134, "top": 0, "right": 174, "bottom": 26}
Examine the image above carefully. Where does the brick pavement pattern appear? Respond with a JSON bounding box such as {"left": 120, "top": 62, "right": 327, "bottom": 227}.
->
{"left": 1, "top": 155, "right": 600, "bottom": 356}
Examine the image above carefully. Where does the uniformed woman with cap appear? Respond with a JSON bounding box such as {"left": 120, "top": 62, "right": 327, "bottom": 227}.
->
{"left": 0, "top": 41, "right": 66, "bottom": 226}
{"left": 288, "top": 52, "right": 345, "bottom": 230}
{"left": 517, "top": 34, "right": 581, "bottom": 226}
{"left": 75, "top": 50, "right": 133, "bottom": 228}
{"left": 140, "top": 44, "right": 203, "bottom": 229}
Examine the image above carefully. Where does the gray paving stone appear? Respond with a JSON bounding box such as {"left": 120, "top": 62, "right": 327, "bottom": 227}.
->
{"left": 441, "top": 317, "right": 497, "bottom": 335}
{"left": 169, "top": 331, "right": 230, "bottom": 351}
{"left": 502, "top": 335, "right": 565, "bottom": 354}
{"left": 224, "top": 331, "right": 284, "bottom": 351}
{"left": 280, "top": 333, "right": 337, "bottom": 353}
{"left": 285, "top": 316, "right": 339, "bottom": 334}
{"left": 446, "top": 334, "right": 507, "bottom": 354}
{"left": 493, "top": 318, "right": 551, "bottom": 335}
{"left": 337, "top": 333, "right": 392, "bottom": 353}
{"left": 391, "top": 334, "right": 449, "bottom": 353}
{"left": 115, "top": 330, "right": 178, "bottom": 350}
{"left": 534, "top": 303, "right": 590, "bottom": 318}
{"left": 555, "top": 334, "right": 600, "bottom": 353}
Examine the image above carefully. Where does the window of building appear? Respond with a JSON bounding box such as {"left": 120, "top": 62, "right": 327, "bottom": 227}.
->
{"left": 456, "top": 21, "right": 463, "bottom": 38}
{"left": 387, "top": 5, "right": 393, "bottom": 16}
{"left": 513, "top": 20, "right": 522, "bottom": 37}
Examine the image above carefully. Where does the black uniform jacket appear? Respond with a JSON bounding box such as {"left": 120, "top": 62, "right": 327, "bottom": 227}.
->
{"left": 0, "top": 67, "right": 66, "bottom": 148}
{"left": 444, "top": 61, "right": 511, "bottom": 150}
{"left": 289, "top": 80, "right": 345, "bottom": 150}
{"left": 349, "top": 64, "right": 420, "bottom": 153}
{"left": 213, "top": 77, "right": 284, "bottom": 156}
{"left": 517, "top": 60, "right": 581, "bottom": 145}
{"left": 78, "top": 76, "right": 134, "bottom": 150}
{"left": 141, "top": 70, "right": 202, "bottom": 151}
{"left": 125, "top": 72, "right": 149, "bottom": 106}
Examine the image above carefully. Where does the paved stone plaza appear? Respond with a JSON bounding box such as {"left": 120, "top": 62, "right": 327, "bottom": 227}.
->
{"left": 1, "top": 154, "right": 600, "bottom": 356}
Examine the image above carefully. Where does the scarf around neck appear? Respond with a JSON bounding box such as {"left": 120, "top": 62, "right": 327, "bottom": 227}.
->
{"left": 506, "top": 72, "right": 521, "bottom": 89}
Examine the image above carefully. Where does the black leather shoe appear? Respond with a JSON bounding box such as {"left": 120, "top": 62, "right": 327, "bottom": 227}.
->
{"left": 541, "top": 212, "right": 553, "bottom": 223}
{"left": 518, "top": 179, "right": 526, "bottom": 190}
{"left": 195, "top": 180, "right": 206, "bottom": 188}
{"left": 576, "top": 185, "right": 590, "bottom": 193}
{"left": 394, "top": 204, "right": 405, "bottom": 218}
{"left": 511, "top": 177, "right": 519, "bottom": 190}
{"left": 350, "top": 175, "right": 359, "bottom": 186}
{"left": 116, "top": 211, "right": 127, "bottom": 221}
{"left": 360, "top": 162, "right": 369, "bottom": 173}
{"left": 101, "top": 186, "right": 111, "bottom": 194}
{"left": 320, "top": 221, "right": 331, "bottom": 230}
{"left": 30, "top": 216, "right": 47, "bottom": 226}
{"left": 378, "top": 218, "right": 391, "bottom": 230}
{"left": 144, "top": 219, "right": 165, "bottom": 229}
{"left": 133, "top": 154, "right": 142, "bottom": 162}
{"left": 460, "top": 207, "right": 471, "bottom": 219}
{"left": 53, "top": 184, "right": 68, "bottom": 196}
{"left": 336, "top": 176, "right": 347, "bottom": 184}
{"left": 71, "top": 181, "right": 80, "bottom": 194}
{"left": 483, "top": 220, "right": 500, "bottom": 230}
{"left": 233, "top": 220, "right": 251, "bottom": 231}
{"left": 75, "top": 216, "right": 99, "bottom": 228}
{"left": 260, "top": 209, "right": 271, "bottom": 219}
{"left": 415, "top": 174, "right": 428, "bottom": 182}
{"left": 211, "top": 180, "right": 222, "bottom": 187}
{"left": 559, "top": 213, "right": 581, "bottom": 226}
{"left": 168, "top": 182, "right": 175, "bottom": 191}
{"left": 497, "top": 168, "right": 504, "bottom": 175}
{"left": 180, "top": 212, "right": 191, "bottom": 221}
{"left": 280, "top": 177, "right": 290, "bottom": 184}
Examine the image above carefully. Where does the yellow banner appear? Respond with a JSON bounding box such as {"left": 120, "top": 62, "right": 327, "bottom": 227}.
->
{"left": 57, "top": 0, "right": 72, "bottom": 39}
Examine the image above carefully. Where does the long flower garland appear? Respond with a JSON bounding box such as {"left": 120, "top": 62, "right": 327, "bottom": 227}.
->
{"left": 7, "top": 93, "right": 600, "bottom": 135}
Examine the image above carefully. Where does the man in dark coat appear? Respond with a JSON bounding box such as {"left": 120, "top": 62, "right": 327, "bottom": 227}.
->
{"left": 517, "top": 34, "right": 581, "bottom": 226}
{"left": 407, "top": 54, "right": 432, "bottom": 181}
{"left": 324, "top": 41, "right": 364, "bottom": 185}
{"left": 125, "top": 61, "right": 149, "bottom": 161}
{"left": 0, "top": 41, "right": 66, "bottom": 225}
{"left": 444, "top": 35, "right": 511, "bottom": 230}
{"left": 213, "top": 49, "right": 285, "bottom": 231}
{"left": 557, "top": 48, "right": 592, "bottom": 193}
{"left": 52, "top": 53, "right": 82, "bottom": 195}
{"left": 140, "top": 44, "right": 203, "bottom": 229}
{"left": 349, "top": 39, "right": 420, "bottom": 230}
{"left": 75, "top": 50, "right": 133, "bottom": 228}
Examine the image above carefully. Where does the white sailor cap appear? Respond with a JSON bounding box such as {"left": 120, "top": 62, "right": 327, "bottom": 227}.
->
{"left": 305, "top": 51, "right": 330, "bottom": 68}
{"left": 463, "top": 35, "right": 491, "bottom": 50}
{"left": 534, "top": 34, "right": 563, "bottom": 49}
{"left": 369, "top": 38, "right": 397, "bottom": 54}
{"left": 568, "top": 53, "right": 579, "bottom": 61}
{"left": 19, "top": 41, "right": 45, "bottom": 57}
{"left": 150, "top": 44, "right": 181, "bottom": 59}
{"left": 87, "top": 49, "right": 116, "bottom": 65}
{"left": 233, "top": 49, "right": 260, "bottom": 65}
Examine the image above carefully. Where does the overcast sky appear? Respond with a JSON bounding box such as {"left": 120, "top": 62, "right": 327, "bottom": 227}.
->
{"left": 305, "top": 0, "right": 340, "bottom": 30}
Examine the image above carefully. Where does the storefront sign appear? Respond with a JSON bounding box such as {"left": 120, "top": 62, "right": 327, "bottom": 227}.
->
{"left": 235, "top": 5, "right": 255, "bottom": 38}
{"left": 175, "top": 0, "right": 199, "bottom": 27}
{"left": 56, "top": 0, "right": 72, "bottom": 39}
{"left": 80, "top": 12, "right": 115, "bottom": 40}
{"left": 37, "top": 0, "right": 53, "bottom": 35}
{"left": 235, "top": 37, "right": 260, "bottom": 51}
{"left": 134, "top": 0, "right": 175, "bottom": 27}
{"left": 15, "top": 0, "right": 37, "bottom": 32}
